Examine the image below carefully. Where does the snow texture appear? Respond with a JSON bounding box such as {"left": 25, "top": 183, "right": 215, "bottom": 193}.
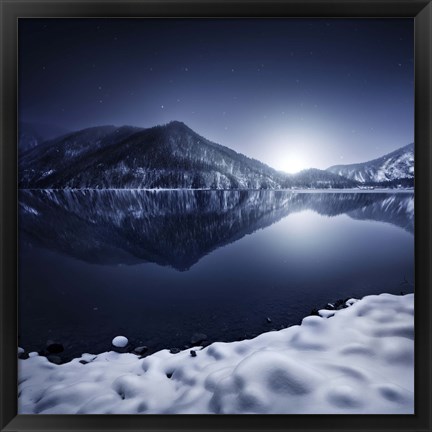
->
{"left": 18, "top": 293, "right": 414, "bottom": 414}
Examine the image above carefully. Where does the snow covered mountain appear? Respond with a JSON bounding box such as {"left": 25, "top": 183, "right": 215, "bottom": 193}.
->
{"left": 20, "top": 121, "right": 411, "bottom": 189}
{"left": 19, "top": 121, "right": 355, "bottom": 190}
{"left": 326, "top": 143, "right": 414, "bottom": 185}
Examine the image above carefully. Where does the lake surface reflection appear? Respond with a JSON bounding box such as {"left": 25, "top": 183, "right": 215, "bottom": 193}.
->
{"left": 18, "top": 190, "right": 414, "bottom": 360}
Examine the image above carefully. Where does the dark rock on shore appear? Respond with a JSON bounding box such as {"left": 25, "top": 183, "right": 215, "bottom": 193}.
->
{"left": 133, "top": 346, "right": 148, "bottom": 355}
{"left": 310, "top": 298, "right": 353, "bottom": 318}
{"left": 333, "top": 299, "right": 348, "bottom": 310}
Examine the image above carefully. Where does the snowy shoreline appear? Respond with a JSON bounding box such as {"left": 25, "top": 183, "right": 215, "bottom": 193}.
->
{"left": 18, "top": 293, "right": 414, "bottom": 414}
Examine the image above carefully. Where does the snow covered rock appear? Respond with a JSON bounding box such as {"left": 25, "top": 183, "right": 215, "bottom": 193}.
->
{"left": 112, "top": 336, "right": 128, "bottom": 348}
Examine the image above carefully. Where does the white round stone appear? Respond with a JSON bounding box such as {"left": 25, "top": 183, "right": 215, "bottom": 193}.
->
{"left": 18, "top": 347, "right": 25, "bottom": 355}
{"left": 112, "top": 336, "right": 128, "bottom": 348}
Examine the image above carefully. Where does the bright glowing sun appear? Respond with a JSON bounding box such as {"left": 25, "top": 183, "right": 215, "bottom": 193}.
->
{"left": 277, "top": 155, "right": 308, "bottom": 174}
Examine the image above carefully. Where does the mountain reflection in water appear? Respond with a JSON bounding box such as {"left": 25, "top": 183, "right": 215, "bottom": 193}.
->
{"left": 19, "top": 189, "right": 414, "bottom": 271}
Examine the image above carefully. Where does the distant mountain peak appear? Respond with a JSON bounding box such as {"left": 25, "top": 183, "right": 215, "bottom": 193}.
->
{"left": 163, "top": 120, "right": 199, "bottom": 136}
{"left": 326, "top": 143, "right": 414, "bottom": 185}
{"left": 327, "top": 143, "right": 414, "bottom": 171}
{"left": 166, "top": 120, "right": 187, "bottom": 127}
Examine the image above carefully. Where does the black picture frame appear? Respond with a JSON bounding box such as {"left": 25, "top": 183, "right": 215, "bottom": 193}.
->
{"left": 1, "top": 0, "right": 431, "bottom": 431}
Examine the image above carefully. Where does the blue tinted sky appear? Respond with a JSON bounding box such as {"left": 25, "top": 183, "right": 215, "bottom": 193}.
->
{"left": 19, "top": 19, "right": 413, "bottom": 172}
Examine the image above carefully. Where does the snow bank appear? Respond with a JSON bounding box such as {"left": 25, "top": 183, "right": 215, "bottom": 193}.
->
{"left": 18, "top": 293, "right": 414, "bottom": 414}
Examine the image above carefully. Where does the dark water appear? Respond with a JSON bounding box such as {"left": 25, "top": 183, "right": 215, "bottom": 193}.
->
{"left": 18, "top": 190, "right": 414, "bottom": 361}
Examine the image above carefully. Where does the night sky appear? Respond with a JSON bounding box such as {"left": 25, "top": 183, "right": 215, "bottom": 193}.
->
{"left": 19, "top": 18, "right": 413, "bottom": 172}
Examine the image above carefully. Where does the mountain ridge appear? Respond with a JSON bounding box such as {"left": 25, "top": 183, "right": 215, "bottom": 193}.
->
{"left": 19, "top": 121, "right": 412, "bottom": 190}
{"left": 19, "top": 122, "right": 71, "bottom": 154}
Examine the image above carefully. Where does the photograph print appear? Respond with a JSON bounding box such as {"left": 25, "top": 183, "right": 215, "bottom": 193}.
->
{"left": 18, "top": 18, "right": 414, "bottom": 414}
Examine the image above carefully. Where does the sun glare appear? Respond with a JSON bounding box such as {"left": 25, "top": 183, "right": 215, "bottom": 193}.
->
{"left": 267, "top": 130, "right": 318, "bottom": 174}
{"left": 277, "top": 155, "right": 308, "bottom": 174}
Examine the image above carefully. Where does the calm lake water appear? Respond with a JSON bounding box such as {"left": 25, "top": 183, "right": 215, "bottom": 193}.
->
{"left": 18, "top": 190, "right": 414, "bottom": 360}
